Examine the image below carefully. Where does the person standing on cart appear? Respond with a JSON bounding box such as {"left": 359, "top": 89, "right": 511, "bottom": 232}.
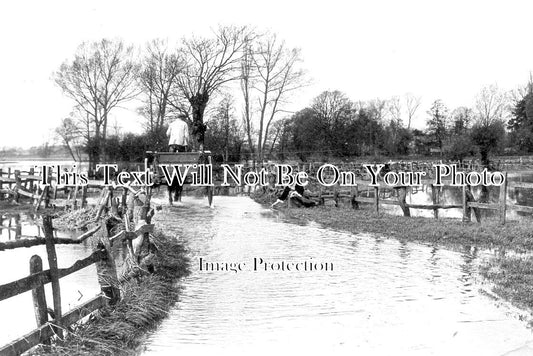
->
{"left": 167, "top": 114, "right": 190, "bottom": 152}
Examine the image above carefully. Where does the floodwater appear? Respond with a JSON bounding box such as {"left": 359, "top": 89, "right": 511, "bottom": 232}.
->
{"left": 0, "top": 212, "right": 129, "bottom": 347}
{"left": 0, "top": 214, "right": 102, "bottom": 346}
{"left": 141, "top": 195, "right": 533, "bottom": 356}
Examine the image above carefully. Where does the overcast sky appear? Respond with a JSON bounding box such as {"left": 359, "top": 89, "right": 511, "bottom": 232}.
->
{"left": 1, "top": 0, "right": 532, "bottom": 148}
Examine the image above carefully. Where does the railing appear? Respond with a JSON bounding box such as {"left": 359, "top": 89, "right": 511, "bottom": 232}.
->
{"left": 0, "top": 199, "right": 154, "bottom": 355}
{"left": 285, "top": 172, "right": 533, "bottom": 225}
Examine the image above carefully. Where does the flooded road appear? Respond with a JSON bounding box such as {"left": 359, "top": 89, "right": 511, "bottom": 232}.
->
{"left": 142, "top": 196, "right": 533, "bottom": 355}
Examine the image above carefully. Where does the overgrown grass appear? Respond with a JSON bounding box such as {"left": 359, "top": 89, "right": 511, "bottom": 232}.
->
{"left": 480, "top": 256, "right": 533, "bottom": 319}
{"left": 53, "top": 208, "right": 98, "bottom": 229}
{"left": 281, "top": 205, "right": 533, "bottom": 252}
{"left": 32, "top": 231, "right": 189, "bottom": 356}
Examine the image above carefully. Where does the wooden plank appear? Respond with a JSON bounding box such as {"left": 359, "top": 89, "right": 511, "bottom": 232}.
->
{"left": 34, "top": 186, "right": 46, "bottom": 210}
{"left": 351, "top": 185, "right": 359, "bottom": 210}
{"left": 14, "top": 170, "right": 21, "bottom": 203}
{"left": 374, "top": 186, "right": 379, "bottom": 215}
{"left": 431, "top": 184, "right": 438, "bottom": 219}
{"left": 377, "top": 200, "right": 400, "bottom": 206}
{"left": 462, "top": 185, "right": 470, "bottom": 222}
{"left": 508, "top": 182, "right": 533, "bottom": 189}
{"left": 507, "top": 204, "right": 533, "bottom": 214}
{"left": 499, "top": 172, "right": 508, "bottom": 225}
{"left": 95, "top": 222, "right": 120, "bottom": 305}
{"left": 0, "top": 295, "right": 106, "bottom": 356}
{"left": 81, "top": 185, "right": 88, "bottom": 208}
{"left": 0, "top": 224, "right": 101, "bottom": 251}
{"left": 0, "top": 177, "right": 16, "bottom": 184}
{"left": 468, "top": 202, "right": 500, "bottom": 210}
{"left": 0, "top": 189, "right": 15, "bottom": 196}
{"left": 43, "top": 216, "right": 62, "bottom": 338}
{"left": 406, "top": 204, "right": 462, "bottom": 209}
{"left": 354, "top": 197, "right": 375, "bottom": 204}
{"left": 398, "top": 186, "right": 410, "bottom": 217}
{"left": 16, "top": 188, "right": 39, "bottom": 200}
{"left": 29, "top": 255, "right": 48, "bottom": 329}
{"left": 0, "top": 250, "right": 105, "bottom": 302}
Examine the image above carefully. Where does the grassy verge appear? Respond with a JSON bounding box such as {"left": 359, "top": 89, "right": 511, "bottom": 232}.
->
{"left": 282, "top": 205, "right": 533, "bottom": 251}
{"left": 252, "top": 191, "right": 533, "bottom": 318}
{"left": 32, "top": 231, "right": 189, "bottom": 356}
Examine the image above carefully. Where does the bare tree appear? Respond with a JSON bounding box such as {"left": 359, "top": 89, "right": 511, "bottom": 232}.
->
{"left": 243, "top": 33, "right": 307, "bottom": 163}
{"left": 177, "top": 26, "right": 251, "bottom": 150}
{"left": 474, "top": 84, "right": 509, "bottom": 126}
{"left": 404, "top": 93, "right": 421, "bottom": 129}
{"left": 240, "top": 41, "right": 256, "bottom": 164}
{"left": 366, "top": 98, "right": 389, "bottom": 123}
{"left": 388, "top": 96, "right": 402, "bottom": 126}
{"left": 55, "top": 117, "right": 82, "bottom": 161}
{"left": 54, "top": 39, "right": 139, "bottom": 167}
{"left": 138, "top": 40, "right": 184, "bottom": 135}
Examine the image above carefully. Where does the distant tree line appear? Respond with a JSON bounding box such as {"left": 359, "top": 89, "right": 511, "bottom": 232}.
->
{"left": 51, "top": 27, "right": 533, "bottom": 169}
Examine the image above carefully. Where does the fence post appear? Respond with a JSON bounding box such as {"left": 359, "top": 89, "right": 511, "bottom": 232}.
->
{"left": 29, "top": 167, "right": 35, "bottom": 192}
{"left": 121, "top": 187, "right": 128, "bottom": 213}
{"left": 351, "top": 185, "right": 359, "bottom": 210}
{"left": 72, "top": 186, "right": 79, "bottom": 210}
{"left": 43, "top": 216, "right": 62, "bottom": 338}
{"left": 462, "top": 185, "right": 471, "bottom": 222}
{"left": 29, "top": 255, "right": 49, "bottom": 331}
{"left": 137, "top": 187, "right": 154, "bottom": 262}
{"left": 499, "top": 172, "right": 508, "bottom": 225}
{"left": 374, "top": 186, "right": 379, "bottom": 215}
{"left": 14, "top": 170, "right": 21, "bottom": 203}
{"left": 95, "top": 221, "right": 120, "bottom": 305}
{"left": 81, "top": 185, "right": 88, "bottom": 209}
{"left": 431, "top": 184, "right": 438, "bottom": 219}
{"left": 398, "top": 186, "right": 411, "bottom": 217}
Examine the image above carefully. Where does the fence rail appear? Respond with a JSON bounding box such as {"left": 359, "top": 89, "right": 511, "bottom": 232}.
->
{"left": 289, "top": 171, "right": 533, "bottom": 225}
{"left": 0, "top": 186, "right": 155, "bottom": 356}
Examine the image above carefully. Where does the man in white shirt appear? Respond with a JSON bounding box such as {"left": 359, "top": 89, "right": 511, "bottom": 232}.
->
{"left": 167, "top": 114, "right": 190, "bottom": 152}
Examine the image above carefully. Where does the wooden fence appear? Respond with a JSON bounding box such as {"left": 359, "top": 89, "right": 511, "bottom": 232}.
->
{"left": 0, "top": 189, "right": 154, "bottom": 356}
{"left": 308, "top": 172, "right": 533, "bottom": 225}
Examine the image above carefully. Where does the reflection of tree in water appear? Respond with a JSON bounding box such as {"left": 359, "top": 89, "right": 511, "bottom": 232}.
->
{"left": 398, "top": 239, "right": 411, "bottom": 261}
{"left": 459, "top": 245, "right": 478, "bottom": 300}
{"left": 0, "top": 213, "right": 22, "bottom": 240}
{"left": 427, "top": 246, "right": 441, "bottom": 283}
{"left": 0, "top": 212, "right": 44, "bottom": 241}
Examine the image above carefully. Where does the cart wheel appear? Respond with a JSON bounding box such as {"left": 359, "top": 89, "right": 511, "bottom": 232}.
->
{"left": 207, "top": 186, "right": 214, "bottom": 207}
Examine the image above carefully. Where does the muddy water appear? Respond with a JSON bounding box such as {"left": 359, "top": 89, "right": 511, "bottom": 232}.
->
{"left": 141, "top": 195, "right": 533, "bottom": 356}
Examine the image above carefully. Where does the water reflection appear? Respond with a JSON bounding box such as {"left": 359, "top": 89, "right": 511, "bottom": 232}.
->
{"left": 0, "top": 211, "right": 104, "bottom": 346}
{"left": 142, "top": 196, "right": 533, "bottom": 356}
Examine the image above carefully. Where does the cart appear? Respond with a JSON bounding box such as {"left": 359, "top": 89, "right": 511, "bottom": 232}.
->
{"left": 146, "top": 150, "right": 214, "bottom": 206}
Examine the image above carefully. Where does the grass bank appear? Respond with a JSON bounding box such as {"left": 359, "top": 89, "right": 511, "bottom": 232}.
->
{"left": 252, "top": 191, "right": 533, "bottom": 322}
{"left": 31, "top": 230, "right": 189, "bottom": 356}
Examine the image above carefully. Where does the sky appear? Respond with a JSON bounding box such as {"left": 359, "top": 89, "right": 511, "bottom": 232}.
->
{"left": 1, "top": 0, "right": 532, "bottom": 148}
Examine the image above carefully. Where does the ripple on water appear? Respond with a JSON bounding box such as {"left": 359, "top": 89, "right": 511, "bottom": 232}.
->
{"left": 147, "top": 196, "right": 533, "bottom": 355}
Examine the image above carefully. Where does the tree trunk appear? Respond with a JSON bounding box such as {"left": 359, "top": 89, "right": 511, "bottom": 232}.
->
{"left": 190, "top": 93, "right": 209, "bottom": 149}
